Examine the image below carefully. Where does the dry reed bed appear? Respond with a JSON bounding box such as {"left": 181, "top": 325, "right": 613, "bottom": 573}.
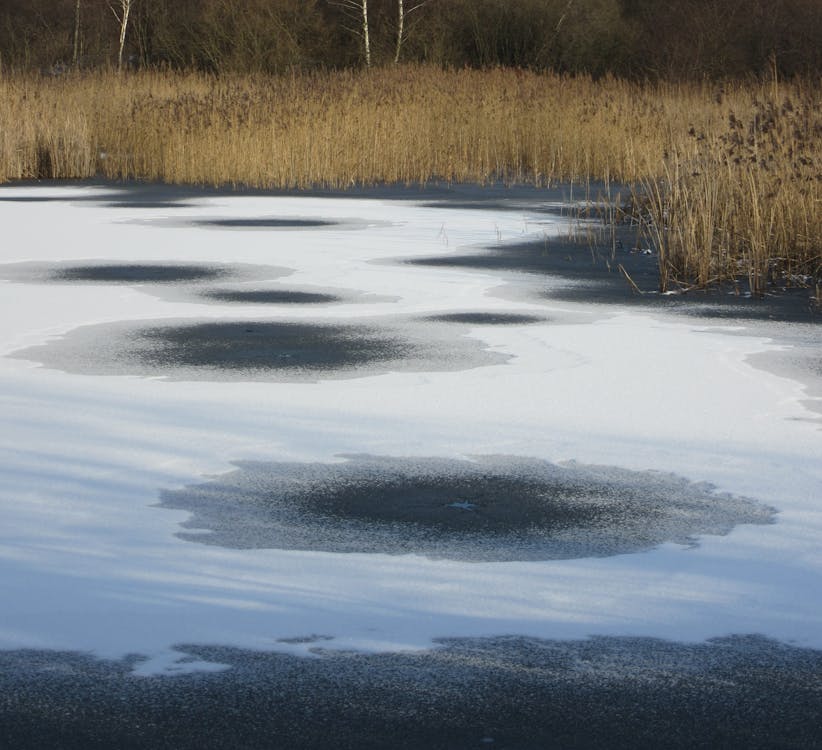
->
{"left": 0, "top": 66, "right": 819, "bottom": 293}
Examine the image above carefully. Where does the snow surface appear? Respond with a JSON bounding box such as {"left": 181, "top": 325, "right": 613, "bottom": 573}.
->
{"left": 1, "top": 183, "right": 820, "bottom": 676}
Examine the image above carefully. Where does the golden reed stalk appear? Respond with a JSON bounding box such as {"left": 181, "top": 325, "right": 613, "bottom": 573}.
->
{"left": 0, "top": 66, "right": 819, "bottom": 291}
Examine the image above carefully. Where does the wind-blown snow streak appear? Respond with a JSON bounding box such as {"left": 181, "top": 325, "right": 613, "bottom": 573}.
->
{"left": 0, "top": 184, "right": 820, "bottom": 676}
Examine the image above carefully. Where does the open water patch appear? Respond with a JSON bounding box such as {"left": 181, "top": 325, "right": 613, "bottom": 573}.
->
{"left": 12, "top": 317, "right": 508, "bottom": 382}
{"left": 159, "top": 454, "right": 775, "bottom": 561}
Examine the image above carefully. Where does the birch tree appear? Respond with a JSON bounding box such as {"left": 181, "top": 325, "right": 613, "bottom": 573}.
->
{"left": 394, "top": 0, "right": 431, "bottom": 63}
{"left": 72, "top": 0, "right": 81, "bottom": 66}
{"left": 109, "top": 0, "right": 133, "bottom": 71}
{"left": 333, "top": 0, "right": 371, "bottom": 67}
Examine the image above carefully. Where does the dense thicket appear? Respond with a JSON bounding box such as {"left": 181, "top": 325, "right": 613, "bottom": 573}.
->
{"left": 1, "top": 0, "right": 820, "bottom": 79}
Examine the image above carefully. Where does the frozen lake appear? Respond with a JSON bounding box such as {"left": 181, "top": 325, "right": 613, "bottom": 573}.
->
{"left": 1, "top": 182, "right": 820, "bottom": 747}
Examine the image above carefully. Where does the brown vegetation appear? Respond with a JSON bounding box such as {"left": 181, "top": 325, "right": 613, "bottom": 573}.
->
{"left": 0, "top": 66, "right": 819, "bottom": 295}
{"left": 637, "top": 86, "right": 821, "bottom": 295}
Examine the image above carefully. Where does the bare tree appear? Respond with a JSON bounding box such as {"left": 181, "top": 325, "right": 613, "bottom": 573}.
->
{"left": 394, "top": 0, "right": 431, "bottom": 63}
{"left": 333, "top": 0, "right": 371, "bottom": 67}
{"left": 109, "top": 0, "right": 133, "bottom": 71}
{"left": 73, "top": 0, "right": 82, "bottom": 67}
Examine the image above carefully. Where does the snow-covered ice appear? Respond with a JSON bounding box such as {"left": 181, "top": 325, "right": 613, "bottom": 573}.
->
{"left": 0, "top": 183, "right": 820, "bottom": 676}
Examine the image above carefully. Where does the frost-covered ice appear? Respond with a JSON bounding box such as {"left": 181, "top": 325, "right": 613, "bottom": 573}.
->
{"left": 0, "top": 183, "right": 820, "bottom": 677}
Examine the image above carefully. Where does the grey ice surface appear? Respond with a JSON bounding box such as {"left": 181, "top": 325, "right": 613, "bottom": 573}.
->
{"left": 160, "top": 454, "right": 775, "bottom": 560}
{"left": 2, "top": 180, "right": 818, "bottom": 750}
{"left": 2, "top": 634, "right": 821, "bottom": 749}
{"left": 0, "top": 258, "right": 398, "bottom": 308}
{"left": 12, "top": 316, "right": 511, "bottom": 382}
{"left": 744, "top": 321, "right": 822, "bottom": 417}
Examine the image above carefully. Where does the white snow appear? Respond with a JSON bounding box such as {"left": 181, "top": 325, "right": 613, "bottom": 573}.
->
{"left": 0, "top": 183, "right": 820, "bottom": 675}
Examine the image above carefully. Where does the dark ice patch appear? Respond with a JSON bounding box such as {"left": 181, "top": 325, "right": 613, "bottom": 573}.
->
{"left": 105, "top": 201, "right": 190, "bottom": 209}
{"left": 195, "top": 218, "right": 336, "bottom": 229}
{"left": 52, "top": 264, "right": 228, "bottom": 284}
{"left": 0, "top": 195, "right": 75, "bottom": 202}
{"left": 198, "top": 289, "right": 340, "bottom": 305}
{"left": 12, "top": 317, "right": 508, "bottom": 382}
{"left": 419, "top": 199, "right": 566, "bottom": 216}
{"left": 0, "top": 261, "right": 291, "bottom": 287}
{"left": 0, "top": 181, "right": 217, "bottom": 206}
{"left": 410, "top": 229, "right": 821, "bottom": 323}
{"left": 3, "top": 635, "right": 820, "bottom": 750}
{"left": 408, "top": 234, "right": 660, "bottom": 288}
{"left": 159, "top": 454, "right": 775, "bottom": 560}
{"left": 133, "top": 322, "right": 401, "bottom": 372}
{"left": 0, "top": 194, "right": 186, "bottom": 210}
{"left": 424, "top": 312, "right": 543, "bottom": 325}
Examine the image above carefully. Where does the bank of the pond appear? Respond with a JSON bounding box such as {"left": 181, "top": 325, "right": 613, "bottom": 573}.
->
{"left": 1, "top": 67, "right": 819, "bottom": 295}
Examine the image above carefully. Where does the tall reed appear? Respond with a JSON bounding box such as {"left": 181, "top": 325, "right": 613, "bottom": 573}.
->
{"left": 637, "top": 82, "right": 820, "bottom": 293}
{"left": 0, "top": 66, "right": 819, "bottom": 292}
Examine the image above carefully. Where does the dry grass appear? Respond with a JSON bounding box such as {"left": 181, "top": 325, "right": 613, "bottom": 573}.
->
{"left": 635, "top": 82, "right": 821, "bottom": 294}
{"left": 0, "top": 66, "right": 819, "bottom": 291}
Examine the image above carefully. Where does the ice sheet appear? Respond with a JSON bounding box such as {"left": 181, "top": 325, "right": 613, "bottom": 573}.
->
{"left": 1, "top": 183, "right": 820, "bottom": 675}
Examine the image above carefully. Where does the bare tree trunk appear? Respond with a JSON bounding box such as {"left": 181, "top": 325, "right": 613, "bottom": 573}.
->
{"left": 109, "top": 0, "right": 133, "bottom": 72}
{"left": 73, "top": 0, "right": 82, "bottom": 67}
{"left": 395, "top": 0, "right": 431, "bottom": 64}
{"left": 361, "top": 0, "right": 371, "bottom": 67}
{"left": 395, "top": 0, "right": 404, "bottom": 64}
{"left": 333, "top": 0, "right": 370, "bottom": 67}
